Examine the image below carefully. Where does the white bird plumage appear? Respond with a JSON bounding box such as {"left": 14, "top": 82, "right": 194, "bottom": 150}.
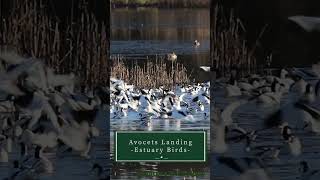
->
{"left": 288, "top": 16, "right": 320, "bottom": 32}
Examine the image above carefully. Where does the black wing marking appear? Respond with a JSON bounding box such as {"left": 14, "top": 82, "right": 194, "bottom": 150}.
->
{"left": 177, "top": 111, "right": 187, "bottom": 117}
{"left": 310, "top": 170, "right": 320, "bottom": 176}
{"left": 254, "top": 148, "right": 271, "bottom": 157}
{"left": 217, "top": 157, "right": 245, "bottom": 173}
{"left": 192, "top": 96, "right": 199, "bottom": 102}
{"left": 132, "top": 96, "right": 140, "bottom": 101}
{"left": 300, "top": 69, "right": 318, "bottom": 78}
{"left": 226, "top": 134, "right": 247, "bottom": 143}
{"left": 295, "top": 102, "right": 320, "bottom": 120}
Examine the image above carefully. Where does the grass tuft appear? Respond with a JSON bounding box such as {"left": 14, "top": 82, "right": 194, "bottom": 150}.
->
{"left": 111, "top": 55, "right": 191, "bottom": 89}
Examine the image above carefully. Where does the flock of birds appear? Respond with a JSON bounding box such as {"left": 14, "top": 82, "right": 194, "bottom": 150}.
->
{"left": 212, "top": 64, "right": 320, "bottom": 180}
{"left": 107, "top": 40, "right": 210, "bottom": 122}
{"left": 1, "top": 14, "right": 319, "bottom": 180}
{"left": 211, "top": 15, "right": 320, "bottom": 180}
{"left": 0, "top": 51, "right": 108, "bottom": 179}
{"left": 110, "top": 78, "right": 210, "bottom": 121}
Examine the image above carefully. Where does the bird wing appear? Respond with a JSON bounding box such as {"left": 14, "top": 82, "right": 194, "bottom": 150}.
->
{"left": 310, "top": 170, "right": 320, "bottom": 176}
{"left": 0, "top": 50, "right": 25, "bottom": 64}
{"left": 226, "top": 134, "right": 247, "bottom": 142}
{"left": 221, "top": 101, "right": 244, "bottom": 124}
{"left": 0, "top": 80, "right": 24, "bottom": 96}
{"left": 43, "top": 102, "right": 61, "bottom": 132}
{"left": 299, "top": 68, "right": 318, "bottom": 79}
{"left": 47, "top": 68, "right": 75, "bottom": 88}
{"left": 295, "top": 102, "right": 320, "bottom": 120}
{"left": 288, "top": 16, "right": 320, "bottom": 32}
{"left": 177, "top": 111, "right": 187, "bottom": 117}
{"left": 200, "top": 66, "right": 211, "bottom": 72}
{"left": 217, "top": 157, "right": 245, "bottom": 173}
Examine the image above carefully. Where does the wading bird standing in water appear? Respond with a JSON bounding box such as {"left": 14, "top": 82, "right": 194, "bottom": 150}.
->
{"left": 167, "top": 52, "right": 177, "bottom": 62}
{"left": 194, "top": 40, "right": 200, "bottom": 47}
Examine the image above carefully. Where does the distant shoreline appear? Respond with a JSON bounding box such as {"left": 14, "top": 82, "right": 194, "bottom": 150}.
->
{"left": 111, "top": 0, "right": 209, "bottom": 8}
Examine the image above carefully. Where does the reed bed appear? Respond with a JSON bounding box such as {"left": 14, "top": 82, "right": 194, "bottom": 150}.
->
{"left": 211, "top": 5, "right": 266, "bottom": 77}
{"left": 0, "top": 0, "right": 109, "bottom": 89}
{"left": 112, "top": 0, "right": 209, "bottom": 8}
{"left": 111, "top": 55, "right": 191, "bottom": 89}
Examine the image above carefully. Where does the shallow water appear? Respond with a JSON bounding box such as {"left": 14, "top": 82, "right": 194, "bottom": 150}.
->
{"left": 111, "top": 8, "right": 210, "bottom": 82}
{"left": 110, "top": 7, "right": 210, "bottom": 179}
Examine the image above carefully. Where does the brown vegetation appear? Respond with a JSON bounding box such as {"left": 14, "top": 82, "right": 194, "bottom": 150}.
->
{"left": 211, "top": 5, "right": 266, "bottom": 77}
{"left": 0, "top": 0, "right": 109, "bottom": 88}
{"left": 111, "top": 0, "right": 209, "bottom": 8}
{"left": 111, "top": 55, "right": 190, "bottom": 89}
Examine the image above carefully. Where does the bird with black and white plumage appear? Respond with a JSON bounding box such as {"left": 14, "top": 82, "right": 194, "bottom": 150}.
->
{"left": 110, "top": 78, "right": 210, "bottom": 121}
{"left": 194, "top": 40, "right": 200, "bottom": 47}
{"left": 90, "top": 163, "right": 110, "bottom": 180}
{"left": 255, "top": 79, "right": 284, "bottom": 105}
{"left": 0, "top": 50, "right": 105, "bottom": 173}
{"left": 287, "top": 135, "right": 302, "bottom": 156}
{"left": 295, "top": 102, "right": 320, "bottom": 134}
{"left": 299, "top": 83, "right": 316, "bottom": 103}
{"left": 226, "top": 123, "right": 258, "bottom": 152}
{"left": 252, "top": 145, "right": 281, "bottom": 160}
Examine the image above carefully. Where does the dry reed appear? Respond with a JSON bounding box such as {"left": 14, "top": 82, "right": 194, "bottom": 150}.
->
{"left": 211, "top": 5, "right": 266, "bottom": 77}
{"left": 0, "top": 0, "right": 109, "bottom": 89}
{"left": 111, "top": 55, "right": 190, "bottom": 89}
{"left": 111, "top": 0, "right": 209, "bottom": 8}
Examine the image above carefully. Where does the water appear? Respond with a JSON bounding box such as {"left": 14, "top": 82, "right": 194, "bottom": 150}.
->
{"left": 111, "top": 8, "right": 210, "bottom": 82}
{"left": 110, "top": 7, "right": 210, "bottom": 179}
{"left": 211, "top": 74, "right": 320, "bottom": 179}
{"left": 110, "top": 119, "right": 210, "bottom": 179}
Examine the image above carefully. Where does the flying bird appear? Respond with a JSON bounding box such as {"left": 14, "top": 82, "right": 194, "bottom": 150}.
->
{"left": 288, "top": 16, "right": 320, "bottom": 32}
